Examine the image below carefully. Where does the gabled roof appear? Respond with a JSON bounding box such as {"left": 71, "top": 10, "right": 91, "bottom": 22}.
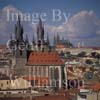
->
{"left": 27, "top": 51, "right": 64, "bottom": 65}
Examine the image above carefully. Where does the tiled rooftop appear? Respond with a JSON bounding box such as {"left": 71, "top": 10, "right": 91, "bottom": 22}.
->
{"left": 35, "top": 95, "right": 70, "bottom": 100}
{"left": 91, "top": 83, "right": 100, "bottom": 91}
{"left": 27, "top": 51, "right": 64, "bottom": 65}
{"left": 56, "top": 45, "right": 65, "bottom": 49}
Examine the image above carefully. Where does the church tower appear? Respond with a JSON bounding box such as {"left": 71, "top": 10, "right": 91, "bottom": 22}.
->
{"left": 15, "top": 15, "right": 24, "bottom": 43}
{"left": 56, "top": 33, "right": 60, "bottom": 44}
{"left": 36, "top": 18, "right": 44, "bottom": 51}
{"left": 53, "top": 34, "right": 56, "bottom": 47}
{"left": 15, "top": 15, "right": 27, "bottom": 68}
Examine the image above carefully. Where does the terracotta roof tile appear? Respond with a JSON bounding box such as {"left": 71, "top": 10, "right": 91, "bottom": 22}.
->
{"left": 35, "top": 96, "right": 70, "bottom": 100}
{"left": 91, "top": 83, "right": 100, "bottom": 91}
{"left": 56, "top": 45, "right": 65, "bottom": 49}
{"left": 27, "top": 52, "right": 64, "bottom": 65}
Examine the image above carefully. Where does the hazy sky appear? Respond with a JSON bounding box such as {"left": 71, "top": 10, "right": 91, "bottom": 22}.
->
{"left": 0, "top": 0, "right": 100, "bottom": 14}
{"left": 0, "top": 0, "right": 100, "bottom": 47}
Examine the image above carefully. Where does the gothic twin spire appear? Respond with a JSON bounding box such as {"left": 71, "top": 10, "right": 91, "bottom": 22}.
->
{"left": 14, "top": 15, "right": 50, "bottom": 46}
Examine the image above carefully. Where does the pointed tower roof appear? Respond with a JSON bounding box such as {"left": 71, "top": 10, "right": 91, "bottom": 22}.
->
{"left": 56, "top": 33, "right": 60, "bottom": 42}
{"left": 37, "top": 18, "right": 43, "bottom": 32}
{"left": 47, "top": 33, "right": 50, "bottom": 45}
{"left": 38, "top": 18, "right": 43, "bottom": 27}
{"left": 18, "top": 14, "right": 21, "bottom": 22}
{"left": 53, "top": 34, "right": 56, "bottom": 46}
{"left": 32, "top": 33, "right": 35, "bottom": 44}
{"left": 37, "top": 18, "right": 44, "bottom": 40}
{"left": 25, "top": 34, "right": 29, "bottom": 43}
{"left": 17, "top": 14, "right": 21, "bottom": 27}
{"left": 15, "top": 14, "right": 24, "bottom": 42}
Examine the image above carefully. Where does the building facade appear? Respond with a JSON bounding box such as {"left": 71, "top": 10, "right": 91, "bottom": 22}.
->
{"left": 8, "top": 16, "right": 65, "bottom": 90}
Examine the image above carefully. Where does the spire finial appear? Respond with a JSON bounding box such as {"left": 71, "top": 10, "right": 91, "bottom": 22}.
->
{"left": 17, "top": 13, "right": 21, "bottom": 24}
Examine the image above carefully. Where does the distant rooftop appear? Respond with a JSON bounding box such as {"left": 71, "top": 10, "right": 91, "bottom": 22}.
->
{"left": 0, "top": 45, "right": 6, "bottom": 49}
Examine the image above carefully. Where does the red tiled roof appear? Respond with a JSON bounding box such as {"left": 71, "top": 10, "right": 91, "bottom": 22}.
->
{"left": 56, "top": 45, "right": 65, "bottom": 49}
{"left": 27, "top": 52, "right": 64, "bottom": 65}
{"left": 92, "top": 47, "right": 100, "bottom": 50}
{"left": 91, "top": 83, "right": 100, "bottom": 91}
{"left": 35, "top": 96, "right": 70, "bottom": 100}
{"left": 23, "top": 76, "right": 48, "bottom": 81}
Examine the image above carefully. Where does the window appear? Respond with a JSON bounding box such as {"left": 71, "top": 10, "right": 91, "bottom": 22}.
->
{"left": 1, "top": 83, "right": 3, "bottom": 87}
{"left": 7, "top": 81, "right": 9, "bottom": 85}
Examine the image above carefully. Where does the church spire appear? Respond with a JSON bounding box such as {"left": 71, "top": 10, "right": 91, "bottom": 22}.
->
{"left": 15, "top": 14, "right": 24, "bottom": 42}
{"left": 53, "top": 34, "right": 56, "bottom": 46}
{"left": 18, "top": 14, "right": 21, "bottom": 25}
{"left": 37, "top": 18, "right": 44, "bottom": 41}
{"left": 38, "top": 18, "right": 42, "bottom": 28}
{"left": 47, "top": 33, "right": 50, "bottom": 45}
{"left": 32, "top": 33, "right": 35, "bottom": 45}
{"left": 56, "top": 33, "right": 60, "bottom": 44}
{"left": 36, "top": 18, "right": 45, "bottom": 51}
{"left": 25, "top": 34, "right": 29, "bottom": 43}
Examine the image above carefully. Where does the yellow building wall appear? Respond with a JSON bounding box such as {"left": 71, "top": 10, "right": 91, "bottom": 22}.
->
{"left": 0, "top": 78, "right": 31, "bottom": 90}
